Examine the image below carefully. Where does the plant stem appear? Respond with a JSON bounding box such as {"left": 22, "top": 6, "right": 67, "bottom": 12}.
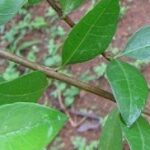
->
{"left": 102, "top": 53, "right": 111, "bottom": 62}
{"left": 0, "top": 51, "right": 150, "bottom": 116}
{"left": 0, "top": 50, "right": 114, "bottom": 101}
{"left": 46, "top": 0, "right": 75, "bottom": 27}
{"left": 46, "top": 0, "right": 150, "bottom": 117}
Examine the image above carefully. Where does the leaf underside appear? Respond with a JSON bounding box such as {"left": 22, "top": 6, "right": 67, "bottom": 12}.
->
{"left": 106, "top": 60, "right": 148, "bottom": 126}
{"left": 122, "top": 26, "right": 150, "bottom": 60}
{"left": 0, "top": 0, "right": 27, "bottom": 25}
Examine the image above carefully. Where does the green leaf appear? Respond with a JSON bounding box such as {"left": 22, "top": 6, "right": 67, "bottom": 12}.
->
{"left": 106, "top": 60, "right": 148, "bottom": 126}
{"left": 0, "top": 102, "right": 67, "bottom": 150}
{"left": 0, "top": 71, "right": 48, "bottom": 105}
{"left": 62, "top": 0, "right": 120, "bottom": 65}
{"left": 99, "top": 109, "right": 122, "bottom": 150}
{"left": 0, "top": 0, "right": 27, "bottom": 25}
{"left": 0, "top": 76, "right": 5, "bottom": 83}
{"left": 122, "top": 26, "right": 150, "bottom": 60}
{"left": 28, "top": 0, "right": 41, "bottom": 5}
{"left": 59, "top": 0, "right": 85, "bottom": 15}
{"left": 122, "top": 116, "right": 150, "bottom": 150}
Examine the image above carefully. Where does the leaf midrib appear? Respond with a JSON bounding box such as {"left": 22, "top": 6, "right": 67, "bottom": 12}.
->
{"left": 137, "top": 122, "right": 145, "bottom": 150}
{"left": 105, "top": 116, "right": 120, "bottom": 150}
{"left": 0, "top": 121, "right": 48, "bottom": 138}
{"left": 124, "top": 45, "right": 150, "bottom": 55}
{"left": 0, "top": 87, "right": 45, "bottom": 97}
{"left": 116, "top": 61, "right": 133, "bottom": 121}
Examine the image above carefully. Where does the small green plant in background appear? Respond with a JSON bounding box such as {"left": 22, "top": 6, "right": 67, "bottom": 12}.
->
{"left": 72, "top": 136, "right": 98, "bottom": 150}
{"left": 0, "top": 8, "right": 46, "bottom": 79}
{"left": 44, "top": 39, "right": 61, "bottom": 67}
{"left": 48, "top": 137, "right": 65, "bottom": 150}
{"left": 0, "top": 0, "right": 150, "bottom": 150}
{"left": 52, "top": 81, "right": 80, "bottom": 107}
{"left": 93, "top": 63, "right": 107, "bottom": 78}
{"left": 2, "top": 62, "right": 20, "bottom": 80}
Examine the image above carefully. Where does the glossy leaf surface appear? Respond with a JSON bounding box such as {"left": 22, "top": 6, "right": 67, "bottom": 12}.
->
{"left": 122, "top": 116, "right": 150, "bottom": 150}
{"left": 122, "top": 26, "right": 150, "bottom": 60}
{"left": 62, "top": 0, "right": 120, "bottom": 65}
{"left": 0, "top": 102, "right": 67, "bottom": 150}
{"left": 0, "top": 71, "right": 48, "bottom": 105}
{"left": 106, "top": 60, "right": 148, "bottom": 126}
{"left": 28, "top": 0, "right": 41, "bottom": 5}
{"left": 99, "top": 109, "right": 122, "bottom": 150}
{"left": 0, "top": 0, "right": 27, "bottom": 25}
{"left": 59, "top": 0, "right": 85, "bottom": 15}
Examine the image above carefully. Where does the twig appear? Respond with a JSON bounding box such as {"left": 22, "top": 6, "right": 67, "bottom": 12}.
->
{"left": 0, "top": 49, "right": 149, "bottom": 117}
{"left": 57, "top": 90, "right": 86, "bottom": 127}
{"left": 46, "top": 0, "right": 75, "bottom": 27}
{"left": 102, "top": 53, "right": 111, "bottom": 62}
{"left": 46, "top": 0, "right": 150, "bottom": 117}
{"left": 47, "top": 0, "right": 113, "bottom": 63}
{"left": 43, "top": 0, "right": 114, "bottom": 100}
{"left": 53, "top": 101, "right": 101, "bottom": 121}
{"left": 70, "top": 109, "right": 100, "bottom": 121}
{"left": 57, "top": 90, "right": 74, "bottom": 125}
{"left": 0, "top": 51, "right": 114, "bottom": 101}
{"left": 143, "top": 108, "right": 150, "bottom": 117}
